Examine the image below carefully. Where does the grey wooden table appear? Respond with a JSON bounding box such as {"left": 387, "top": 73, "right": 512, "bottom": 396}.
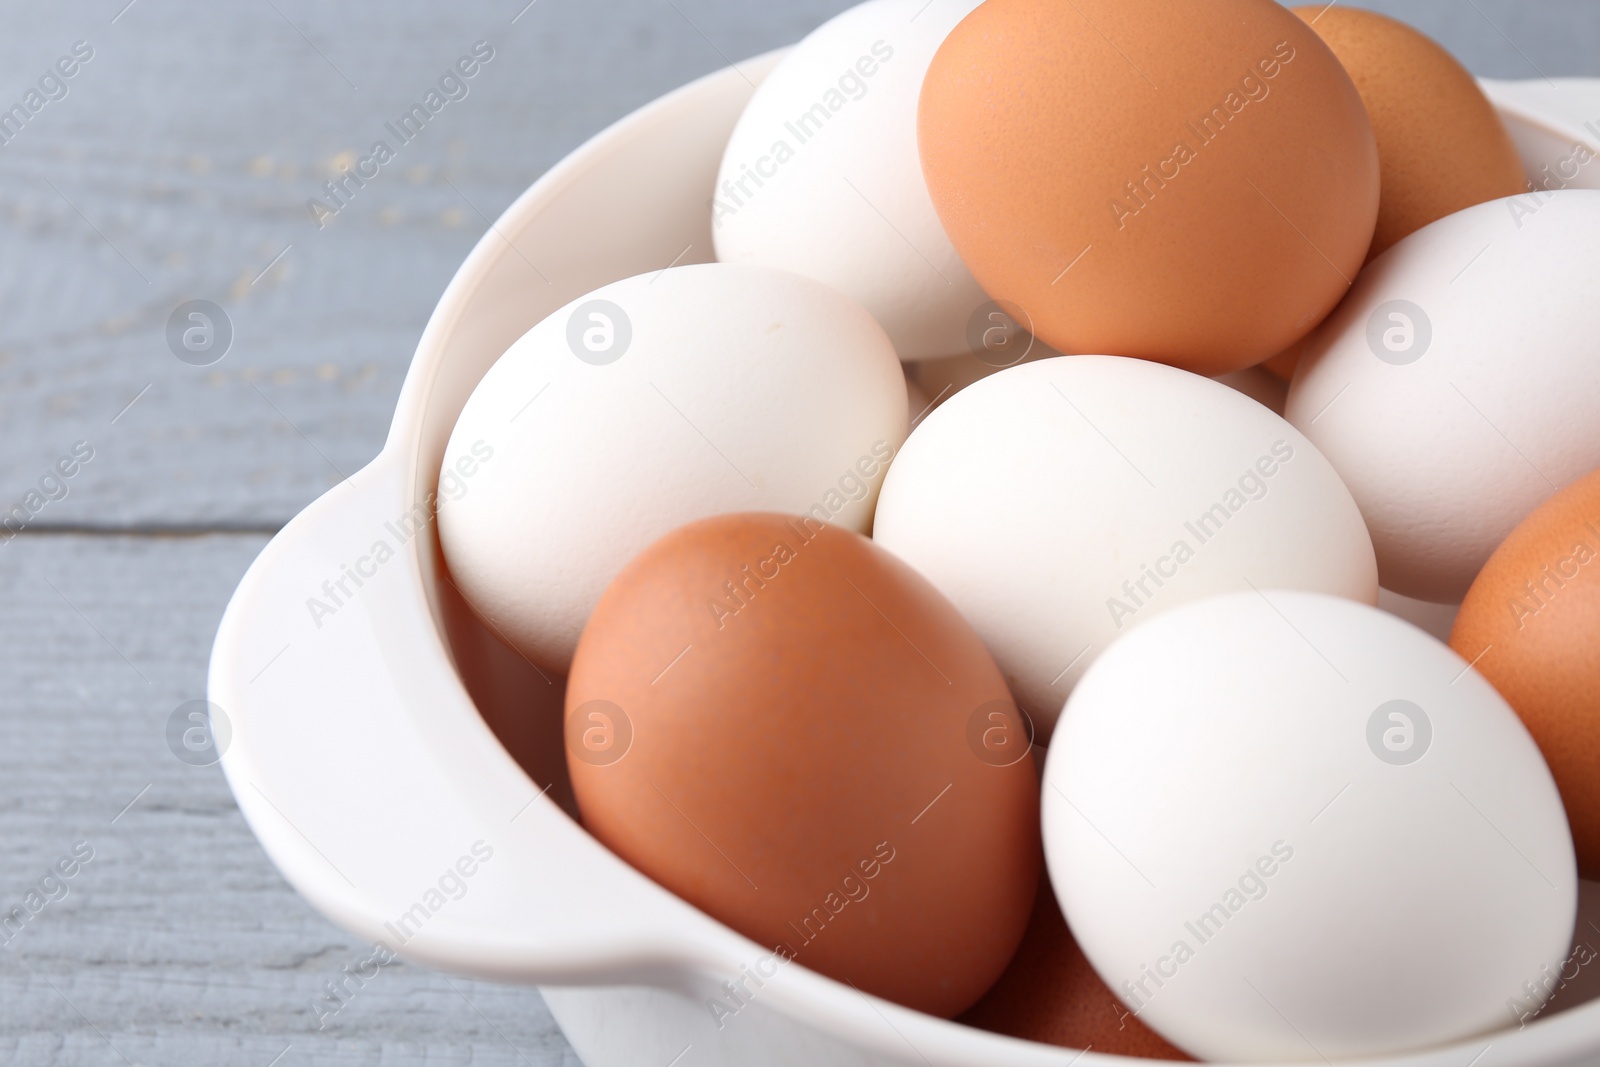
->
{"left": 1, "top": 2, "right": 1594, "bottom": 1064}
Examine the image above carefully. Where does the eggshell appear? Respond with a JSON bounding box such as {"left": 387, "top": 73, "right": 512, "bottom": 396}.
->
{"left": 1292, "top": 5, "right": 1529, "bottom": 262}
{"left": 565, "top": 513, "right": 1041, "bottom": 1018}
{"left": 960, "top": 868, "right": 1192, "bottom": 1060}
{"left": 1452, "top": 468, "right": 1600, "bottom": 878}
{"left": 1285, "top": 190, "right": 1600, "bottom": 604}
{"left": 437, "top": 263, "right": 907, "bottom": 673}
{"left": 1046, "top": 590, "right": 1576, "bottom": 1062}
{"left": 713, "top": 0, "right": 989, "bottom": 360}
{"left": 918, "top": 0, "right": 1379, "bottom": 375}
{"left": 873, "top": 355, "right": 1377, "bottom": 741}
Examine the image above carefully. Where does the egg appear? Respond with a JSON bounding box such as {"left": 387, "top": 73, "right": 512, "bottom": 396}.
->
{"left": 960, "top": 868, "right": 1192, "bottom": 1060}
{"left": 565, "top": 513, "right": 1041, "bottom": 1018}
{"left": 1292, "top": 5, "right": 1528, "bottom": 262}
{"left": 713, "top": 0, "right": 988, "bottom": 360}
{"left": 437, "top": 263, "right": 906, "bottom": 673}
{"left": 1451, "top": 468, "right": 1600, "bottom": 878}
{"left": 1286, "top": 190, "right": 1600, "bottom": 604}
{"left": 918, "top": 0, "right": 1379, "bottom": 375}
{"left": 1045, "top": 590, "right": 1576, "bottom": 1062}
{"left": 872, "top": 355, "right": 1377, "bottom": 741}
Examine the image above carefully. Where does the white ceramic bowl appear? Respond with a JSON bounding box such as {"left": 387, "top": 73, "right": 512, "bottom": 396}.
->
{"left": 209, "top": 50, "right": 1600, "bottom": 1067}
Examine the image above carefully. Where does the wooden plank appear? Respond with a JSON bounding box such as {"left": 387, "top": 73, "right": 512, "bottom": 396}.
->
{"left": 0, "top": 532, "right": 574, "bottom": 1064}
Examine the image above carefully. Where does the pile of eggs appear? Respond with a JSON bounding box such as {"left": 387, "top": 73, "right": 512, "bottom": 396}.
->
{"left": 437, "top": 0, "right": 1600, "bottom": 1061}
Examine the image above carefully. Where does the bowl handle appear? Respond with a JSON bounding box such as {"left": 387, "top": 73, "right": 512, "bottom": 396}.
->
{"left": 208, "top": 451, "right": 720, "bottom": 982}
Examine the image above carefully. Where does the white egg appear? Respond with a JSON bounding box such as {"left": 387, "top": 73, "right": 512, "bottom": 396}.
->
{"left": 1043, "top": 590, "right": 1576, "bottom": 1062}
{"left": 712, "top": 0, "right": 988, "bottom": 360}
{"left": 438, "top": 263, "right": 907, "bottom": 672}
{"left": 872, "top": 355, "right": 1377, "bottom": 740}
{"left": 1286, "top": 190, "right": 1600, "bottom": 604}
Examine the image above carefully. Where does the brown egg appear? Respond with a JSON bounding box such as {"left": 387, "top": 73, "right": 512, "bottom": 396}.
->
{"left": 919, "top": 0, "right": 1378, "bottom": 377}
{"left": 566, "top": 513, "right": 1041, "bottom": 1017}
{"left": 961, "top": 866, "right": 1192, "bottom": 1060}
{"left": 1451, "top": 469, "right": 1600, "bottom": 877}
{"left": 1291, "top": 5, "right": 1529, "bottom": 262}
